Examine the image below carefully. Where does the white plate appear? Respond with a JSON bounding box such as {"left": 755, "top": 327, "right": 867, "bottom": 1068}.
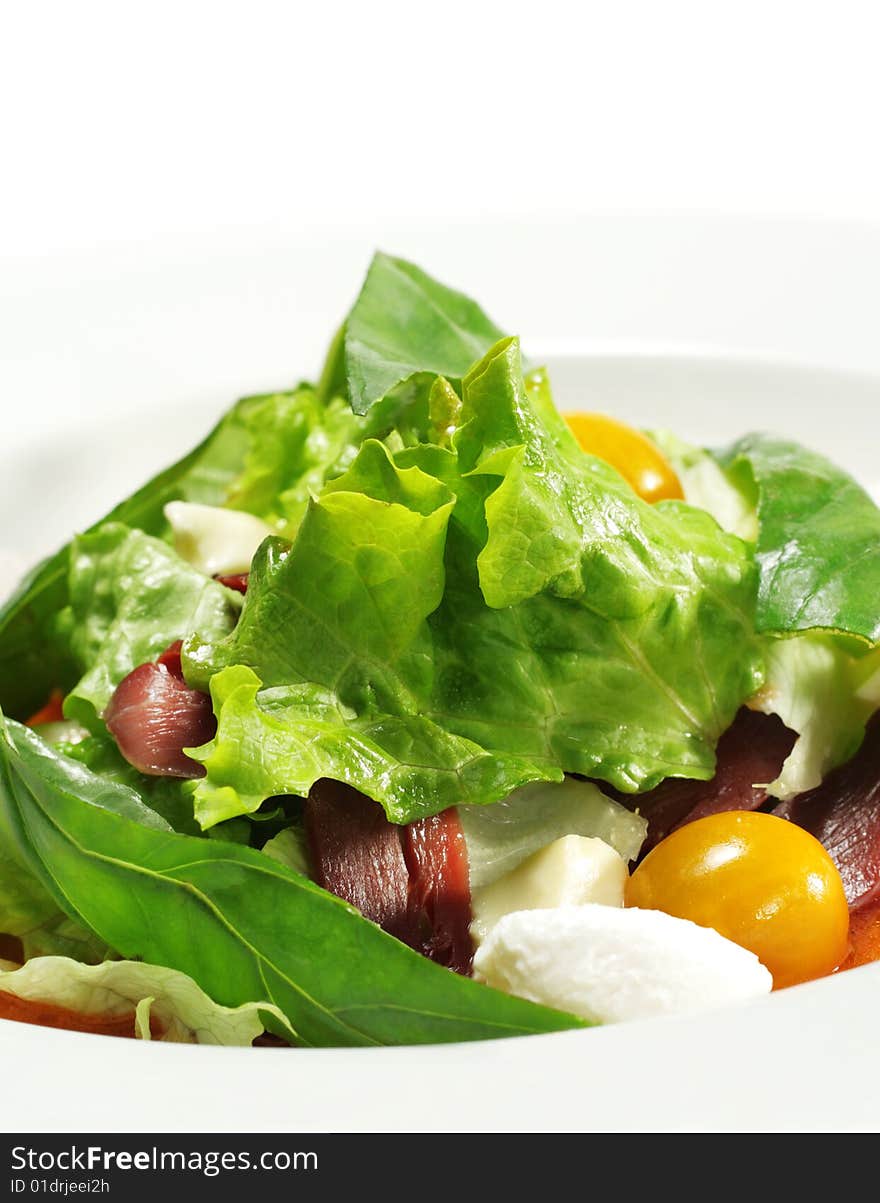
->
{"left": 2, "top": 216, "right": 880, "bottom": 1133}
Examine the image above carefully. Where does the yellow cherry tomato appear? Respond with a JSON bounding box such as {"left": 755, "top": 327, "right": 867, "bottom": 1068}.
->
{"left": 565, "top": 412, "right": 684, "bottom": 504}
{"left": 625, "top": 811, "right": 850, "bottom": 989}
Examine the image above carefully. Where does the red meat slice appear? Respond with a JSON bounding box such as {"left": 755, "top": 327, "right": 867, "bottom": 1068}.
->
{"left": 105, "top": 643, "right": 216, "bottom": 778}
{"left": 774, "top": 715, "right": 880, "bottom": 912}
{"left": 216, "top": 574, "right": 249, "bottom": 595}
{"left": 404, "top": 810, "right": 474, "bottom": 974}
{"left": 608, "top": 708, "right": 797, "bottom": 856}
{"left": 305, "top": 780, "right": 474, "bottom": 972}
{"left": 156, "top": 640, "right": 184, "bottom": 674}
{"left": 305, "top": 780, "right": 416, "bottom": 943}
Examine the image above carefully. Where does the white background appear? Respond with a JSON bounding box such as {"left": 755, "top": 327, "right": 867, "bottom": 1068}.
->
{"left": 4, "top": 0, "right": 880, "bottom": 258}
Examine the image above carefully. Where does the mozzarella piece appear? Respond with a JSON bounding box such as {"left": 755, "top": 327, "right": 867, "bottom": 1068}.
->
{"left": 164, "top": 501, "right": 273, "bottom": 577}
{"left": 473, "top": 905, "right": 773, "bottom": 1023}
{"left": 32, "top": 720, "right": 89, "bottom": 747}
{"left": 470, "top": 835, "right": 627, "bottom": 946}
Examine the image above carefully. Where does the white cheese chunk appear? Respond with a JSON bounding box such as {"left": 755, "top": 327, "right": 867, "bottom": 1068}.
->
{"left": 470, "top": 835, "right": 627, "bottom": 946}
{"left": 164, "top": 501, "right": 274, "bottom": 577}
{"left": 473, "top": 905, "right": 773, "bottom": 1024}
{"left": 32, "top": 720, "right": 89, "bottom": 747}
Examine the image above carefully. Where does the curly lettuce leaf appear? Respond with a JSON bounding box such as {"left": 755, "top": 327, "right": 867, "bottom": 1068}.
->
{"left": 750, "top": 633, "right": 880, "bottom": 799}
{"left": 191, "top": 342, "right": 761, "bottom": 825}
{"left": 222, "top": 388, "right": 364, "bottom": 529}
{"left": 339, "top": 252, "right": 510, "bottom": 414}
{"left": 60, "top": 522, "right": 240, "bottom": 729}
{"left": 0, "top": 714, "right": 583, "bottom": 1046}
{"left": 0, "top": 384, "right": 372, "bottom": 722}
{"left": 0, "top": 955, "right": 294, "bottom": 1045}
{"left": 190, "top": 665, "right": 558, "bottom": 829}
{"left": 717, "top": 434, "right": 880, "bottom": 643}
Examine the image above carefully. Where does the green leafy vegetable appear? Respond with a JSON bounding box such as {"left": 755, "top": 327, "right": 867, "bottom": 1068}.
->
{"left": 12, "top": 251, "right": 877, "bottom": 1049}
{"left": 0, "top": 955, "right": 292, "bottom": 1045}
{"left": 222, "top": 388, "right": 364, "bottom": 529}
{"left": 62, "top": 733, "right": 200, "bottom": 835}
{"left": 750, "top": 633, "right": 880, "bottom": 799}
{"left": 0, "top": 385, "right": 369, "bottom": 721}
{"left": 717, "top": 434, "right": 880, "bottom": 643}
{"left": 61, "top": 523, "right": 240, "bottom": 728}
{"left": 192, "top": 341, "right": 762, "bottom": 825}
{"left": 0, "top": 850, "right": 107, "bottom": 961}
{"left": 191, "top": 664, "right": 555, "bottom": 829}
{"left": 261, "top": 825, "right": 312, "bottom": 876}
{"left": 650, "top": 429, "right": 758, "bottom": 542}
{"left": 0, "top": 715, "right": 583, "bottom": 1046}
{"left": 339, "top": 252, "right": 510, "bottom": 414}
{"left": 0, "top": 400, "right": 250, "bottom": 721}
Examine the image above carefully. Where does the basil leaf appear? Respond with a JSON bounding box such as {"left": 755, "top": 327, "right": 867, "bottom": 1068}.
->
{"left": 717, "top": 434, "right": 880, "bottom": 643}
{"left": 341, "top": 252, "right": 510, "bottom": 414}
{"left": 0, "top": 716, "right": 583, "bottom": 1046}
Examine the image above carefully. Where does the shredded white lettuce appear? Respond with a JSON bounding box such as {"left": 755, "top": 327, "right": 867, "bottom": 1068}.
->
{"left": 459, "top": 778, "right": 646, "bottom": 890}
{"left": 0, "top": 955, "right": 295, "bottom": 1045}
{"left": 261, "top": 825, "right": 312, "bottom": 876}
{"left": 750, "top": 633, "right": 880, "bottom": 799}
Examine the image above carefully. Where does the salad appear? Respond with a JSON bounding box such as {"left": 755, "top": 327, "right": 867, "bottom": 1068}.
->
{"left": 1, "top": 253, "right": 879, "bottom": 1047}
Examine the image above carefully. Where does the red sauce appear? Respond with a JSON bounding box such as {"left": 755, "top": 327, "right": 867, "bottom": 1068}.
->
{"left": 841, "top": 898, "right": 880, "bottom": 972}
{"left": 25, "top": 690, "right": 65, "bottom": 727}
{"left": 0, "top": 992, "right": 163, "bottom": 1039}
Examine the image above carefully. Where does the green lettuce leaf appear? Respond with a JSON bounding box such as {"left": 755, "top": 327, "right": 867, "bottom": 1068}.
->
{"left": 60, "top": 523, "right": 240, "bottom": 729}
{"left": 0, "top": 383, "right": 374, "bottom": 722}
{"left": 338, "top": 252, "right": 510, "bottom": 414}
{"left": 0, "top": 715, "right": 583, "bottom": 1046}
{"left": 458, "top": 779, "right": 647, "bottom": 890}
{"left": 657, "top": 431, "right": 880, "bottom": 794}
{"left": 222, "top": 388, "right": 364, "bottom": 529}
{"left": 650, "top": 429, "right": 758, "bottom": 542}
{"left": 261, "top": 825, "right": 312, "bottom": 876}
{"left": 717, "top": 434, "right": 880, "bottom": 643}
{"left": 0, "top": 955, "right": 293, "bottom": 1045}
{"left": 0, "top": 393, "right": 255, "bottom": 721}
{"left": 191, "top": 342, "right": 762, "bottom": 825}
{"left": 190, "top": 639, "right": 557, "bottom": 831}
{"left": 750, "top": 633, "right": 880, "bottom": 799}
